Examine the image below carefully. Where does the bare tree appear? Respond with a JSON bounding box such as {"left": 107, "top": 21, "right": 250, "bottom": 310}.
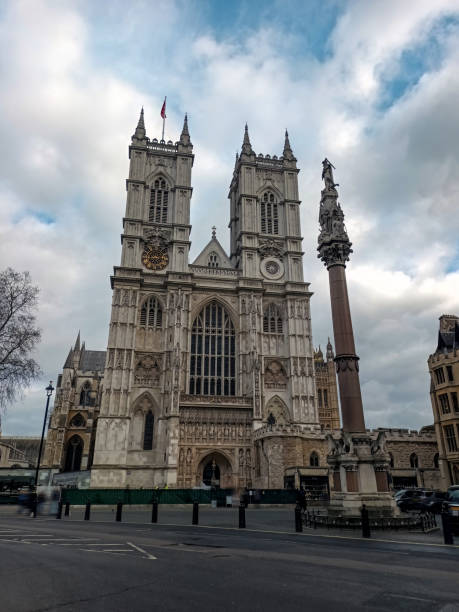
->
{"left": 0, "top": 268, "right": 41, "bottom": 411}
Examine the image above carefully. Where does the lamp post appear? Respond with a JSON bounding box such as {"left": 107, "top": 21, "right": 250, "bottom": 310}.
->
{"left": 33, "top": 381, "right": 54, "bottom": 517}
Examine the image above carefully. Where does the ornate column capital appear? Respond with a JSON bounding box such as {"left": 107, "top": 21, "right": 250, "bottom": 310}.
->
{"left": 334, "top": 354, "right": 360, "bottom": 373}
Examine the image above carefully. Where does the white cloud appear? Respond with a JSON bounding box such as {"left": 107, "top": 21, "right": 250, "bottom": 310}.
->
{"left": 1, "top": 0, "right": 459, "bottom": 433}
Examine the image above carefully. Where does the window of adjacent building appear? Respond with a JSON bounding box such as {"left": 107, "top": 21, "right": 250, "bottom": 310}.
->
{"left": 310, "top": 452, "right": 320, "bottom": 467}
{"left": 433, "top": 453, "right": 439, "bottom": 468}
{"left": 263, "top": 303, "right": 283, "bottom": 334}
{"left": 208, "top": 252, "right": 220, "bottom": 268}
{"left": 318, "top": 389, "right": 323, "bottom": 408}
{"left": 149, "top": 178, "right": 169, "bottom": 223}
{"left": 435, "top": 368, "right": 445, "bottom": 384}
{"left": 439, "top": 393, "right": 451, "bottom": 414}
{"left": 446, "top": 365, "right": 454, "bottom": 382}
{"left": 323, "top": 389, "right": 328, "bottom": 407}
{"left": 64, "top": 435, "right": 83, "bottom": 472}
{"left": 409, "top": 453, "right": 418, "bottom": 468}
{"left": 260, "top": 192, "right": 279, "bottom": 235}
{"left": 444, "top": 424, "right": 458, "bottom": 453}
{"left": 452, "top": 392, "right": 459, "bottom": 413}
{"left": 139, "top": 296, "right": 163, "bottom": 328}
{"left": 143, "top": 411, "right": 154, "bottom": 450}
{"left": 189, "top": 300, "right": 236, "bottom": 396}
{"left": 389, "top": 452, "right": 394, "bottom": 468}
{"left": 79, "top": 381, "right": 92, "bottom": 407}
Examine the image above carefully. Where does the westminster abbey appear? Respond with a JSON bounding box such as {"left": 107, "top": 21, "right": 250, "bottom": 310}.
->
{"left": 43, "top": 111, "right": 440, "bottom": 493}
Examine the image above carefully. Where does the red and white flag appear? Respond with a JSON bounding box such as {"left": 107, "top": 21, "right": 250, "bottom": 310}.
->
{"left": 160, "top": 97, "right": 167, "bottom": 119}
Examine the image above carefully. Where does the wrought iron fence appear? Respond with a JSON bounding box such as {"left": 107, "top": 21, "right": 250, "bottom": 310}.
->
{"left": 303, "top": 510, "right": 437, "bottom": 532}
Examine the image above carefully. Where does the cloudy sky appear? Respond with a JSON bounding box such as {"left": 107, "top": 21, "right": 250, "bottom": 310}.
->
{"left": 1, "top": 0, "right": 458, "bottom": 435}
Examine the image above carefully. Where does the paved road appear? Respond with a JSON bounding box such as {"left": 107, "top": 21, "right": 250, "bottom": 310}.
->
{"left": 0, "top": 513, "right": 458, "bottom": 612}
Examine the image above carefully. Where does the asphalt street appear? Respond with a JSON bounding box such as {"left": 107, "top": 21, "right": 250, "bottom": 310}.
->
{"left": 0, "top": 512, "right": 458, "bottom": 612}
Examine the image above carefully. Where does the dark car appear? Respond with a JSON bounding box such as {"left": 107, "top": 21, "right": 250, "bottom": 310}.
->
{"left": 395, "top": 489, "right": 423, "bottom": 511}
{"left": 446, "top": 487, "right": 459, "bottom": 535}
{"left": 397, "top": 489, "right": 445, "bottom": 513}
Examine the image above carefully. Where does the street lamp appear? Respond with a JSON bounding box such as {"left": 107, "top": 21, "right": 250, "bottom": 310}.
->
{"left": 33, "top": 381, "right": 54, "bottom": 517}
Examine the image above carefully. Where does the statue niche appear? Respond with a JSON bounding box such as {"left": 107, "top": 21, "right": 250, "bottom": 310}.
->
{"left": 134, "top": 353, "right": 162, "bottom": 386}
{"left": 264, "top": 360, "right": 288, "bottom": 389}
{"left": 264, "top": 395, "right": 290, "bottom": 425}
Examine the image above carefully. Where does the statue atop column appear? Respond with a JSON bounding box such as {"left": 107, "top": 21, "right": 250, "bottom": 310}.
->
{"left": 318, "top": 159, "right": 352, "bottom": 268}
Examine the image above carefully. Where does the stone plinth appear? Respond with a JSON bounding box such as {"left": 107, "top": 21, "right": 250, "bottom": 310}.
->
{"left": 326, "top": 431, "right": 397, "bottom": 517}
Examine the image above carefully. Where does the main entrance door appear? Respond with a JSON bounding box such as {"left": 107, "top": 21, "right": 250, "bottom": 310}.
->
{"left": 197, "top": 452, "right": 233, "bottom": 489}
{"left": 203, "top": 460, "right": 220, "bottom": 487}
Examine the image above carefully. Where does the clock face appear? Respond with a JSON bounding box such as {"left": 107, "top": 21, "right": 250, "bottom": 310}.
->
{"left": 142, "top": 245, "right": 169, "bottom": 271}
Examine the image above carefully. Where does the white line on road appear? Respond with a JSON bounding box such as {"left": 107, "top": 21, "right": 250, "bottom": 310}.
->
{"left": 127, "top": 541, "right": 157, "bottom": 560}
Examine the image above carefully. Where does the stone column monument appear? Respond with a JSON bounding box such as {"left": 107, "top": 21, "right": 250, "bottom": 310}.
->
{"left": 318, "top": 159, "right": 395, "bottom": 516}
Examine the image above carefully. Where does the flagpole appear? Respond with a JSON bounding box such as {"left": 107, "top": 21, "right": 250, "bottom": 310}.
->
{"left": 162, "top": 96, "right": 166, "bottom": 141}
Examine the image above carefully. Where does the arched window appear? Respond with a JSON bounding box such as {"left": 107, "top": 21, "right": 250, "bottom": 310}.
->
{"left": 70, "top": 413, "right": 85, "bottom": 428}
{"left": 388, "top": 452, "right": 394, "bottom": 468}
{"left": 149, "top": 178, "right": 169, "bottom": 223}
{"left": 189, "top": 300, "right": 236, "bottom": 396}
{"left": 410, "top": 453, "right": 419, "bottom": 468}
{"left": 263, "top": 303, "right": 283, "bottom": 334}
{"left": 143, "top": 411, "right": 154, "bottom": 450}
{"left": 208, "top": 252, "right": 220, "bottom": 268}
{"left": 139, "top": 296, "right": 163, "bottom": 328}
{"left": 79, "top": 381, "right": 91, "bottom": 407}
{"left": 260, "top": 191, "right": 279, "bottom": 235}
{"left": 64, "top": 435, "right": 83, "bottom": 472}
{"left": 310, "top": 452, "right": 319, "bottom": 467}
{"left": 433, "top": 453, "right": 439, "bottom": 468}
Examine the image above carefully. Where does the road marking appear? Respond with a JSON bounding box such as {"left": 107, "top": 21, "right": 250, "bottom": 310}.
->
{"left": 58, "top": 542, "right": 123, "bottom": 546}
{"left": 127, "top": 541, "right": 157, "bottom": 560}
{"left": 393, "top": 594, "right": 435, "bottom": 603}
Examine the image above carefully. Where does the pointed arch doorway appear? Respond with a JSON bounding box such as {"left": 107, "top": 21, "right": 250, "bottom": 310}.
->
{"left": 197, "top": 452, "right": 233, "bottom": 489}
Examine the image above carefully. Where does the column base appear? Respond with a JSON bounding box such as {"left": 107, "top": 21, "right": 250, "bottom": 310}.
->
{"left": 328, "top": 492, "right": 397, "bottom": 517}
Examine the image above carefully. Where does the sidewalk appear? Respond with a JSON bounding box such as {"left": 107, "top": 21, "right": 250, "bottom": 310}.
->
{"left": 1, "top": 504, "right": 453, "bottom": 546}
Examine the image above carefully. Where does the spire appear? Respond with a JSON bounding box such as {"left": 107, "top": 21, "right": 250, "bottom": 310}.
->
{"left": 74, "top": 331, "right": 81, "bottom": 352}
{"left": 179, "top": 113, "right": 191, "bottom": 146}
{"left": 133, "top": 107, "right": 146, "bottom": 140}
{"left": 283, "top": 129, "right": 294, "bottom": 160}
{"left": 326, "top": 337, "right": 334, "bottom": 361}
{"left": 241, "top": 123, "right": 253, "bottom": 155}
{"left": 64, "top": 346, "right": 73, "bottom": 368}
{"left": 211, "top": 226, "right": 216, "bottom": 239}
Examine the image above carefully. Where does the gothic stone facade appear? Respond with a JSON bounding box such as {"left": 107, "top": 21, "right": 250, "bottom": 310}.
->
{"left": 43, "top": 335, "right": 104, "bottom": 473}
{"left": 84, "top": 115, "right": 319, "bottom": 489}
{"left": 428, "top": 314, "right": 459, "bottom": 487}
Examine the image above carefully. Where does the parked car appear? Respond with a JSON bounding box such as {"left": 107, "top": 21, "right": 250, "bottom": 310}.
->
{"left": 395, "top": 489, "right": 423, "bottom": 511}
{"left": 396, "top": 489, "right": 446, "bottom": 513}
{"left": 446, "top": 487, "right": 459, "bottom": 535}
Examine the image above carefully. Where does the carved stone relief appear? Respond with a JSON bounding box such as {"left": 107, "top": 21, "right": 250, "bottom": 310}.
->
{"left": 264, "top": 360, "right": 288, "bottom": 389}
{"left": 134, "top": 353, "right": 162, "bottom": 386}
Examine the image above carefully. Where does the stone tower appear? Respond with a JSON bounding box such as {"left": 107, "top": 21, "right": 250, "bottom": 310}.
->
{"left": 314, "top": 339, "right": 340, "bottom": 430}
{"left": 90, "top": 114, "right": 318, "bottom": 489}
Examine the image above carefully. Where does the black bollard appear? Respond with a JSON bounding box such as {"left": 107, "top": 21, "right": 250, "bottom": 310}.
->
{"left": 64, "top": 501, "right": 70, "bottom": 517}
{"left": 116, "top": 502, "right": 123, "bottom": 522}
{"left": 441, "top": 507, "right": 454, "bottom": 545}
{"left": 56, "top": 501, "right": 63, "bottom": 520}
{"left": 239, "top": 502, "right": 246, "bottom": 528}
{"left": 151, "top": 501, "right": 158, "bottom": 523}
{"left": 295, "top": 504, "right": 303, "bottom": 533}
{"left": 192, "top": 501, "right": 199, "bottom": 525}
{"left": 84, "top": 502, "right": 91, "bottom": 521}
{"left": 361, "top": 504, "right": 371, "bottom": 538}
